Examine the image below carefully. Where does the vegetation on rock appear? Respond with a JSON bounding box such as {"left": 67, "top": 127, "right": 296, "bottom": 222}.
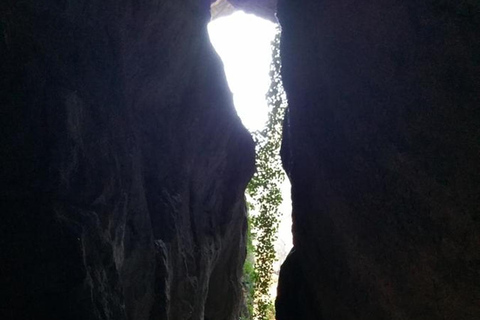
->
{"left": 243, "top": 28, "right": 287, "bottom": 320}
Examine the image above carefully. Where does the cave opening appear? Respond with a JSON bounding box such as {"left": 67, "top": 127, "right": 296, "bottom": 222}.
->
{"left": 208, "top": 3, "right": 292, "bottom": 319}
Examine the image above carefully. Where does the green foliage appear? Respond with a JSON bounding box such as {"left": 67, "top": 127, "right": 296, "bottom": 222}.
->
{"left": 245, "top": 28, "right": 287, "bottom": 320}
{"left": 242, "top": 218, "right": 256, "bottom": 319}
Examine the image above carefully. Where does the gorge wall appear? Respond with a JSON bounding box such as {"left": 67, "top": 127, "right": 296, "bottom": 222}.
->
{"left": 2, "top": 1, "right": 480, "bottom": 320}
{"left": 277, "top": 1, "right": 480, "bottom": 319}
{"left": 0, "top": 1, "right": 254, "bottom": 320}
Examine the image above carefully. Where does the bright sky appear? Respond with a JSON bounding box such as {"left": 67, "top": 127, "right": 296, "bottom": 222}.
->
{"left": 208, "top": 11, "right": 277, "bottom": 131}
{"left": 208, "top": 11, "right": 293, "bottom": 299}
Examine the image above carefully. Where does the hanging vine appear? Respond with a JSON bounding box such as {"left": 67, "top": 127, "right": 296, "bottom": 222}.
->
{"left": 245, "top": 28, "right": 287, "bottom": 320}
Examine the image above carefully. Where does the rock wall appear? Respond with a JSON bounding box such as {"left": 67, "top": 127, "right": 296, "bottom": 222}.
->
{"left": 277, "top": 1, "right": 480, "bottom": 319}
{"left": 0, "top": 1, "right": 254, "bottom": 320}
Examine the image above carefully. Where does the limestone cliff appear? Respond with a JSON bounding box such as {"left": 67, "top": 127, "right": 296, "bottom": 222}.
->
{"left": 0, "top": 1, "right": 254, "bottom": 320}
{"left": 276, "top": 1, "right": 480, "bottom": 319}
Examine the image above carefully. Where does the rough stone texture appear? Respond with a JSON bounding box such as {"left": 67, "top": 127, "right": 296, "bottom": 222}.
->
{"left": 0, "top": 1, "right": 254, "bottom": 320}
{"left": 211, "top": 0, "right": 236, "bottom": 20}
{"left": 211, "top": 0, "right": 277, "bottom": 22}
{"left": 277, "top": 1, "right": 480, "bottom": 319}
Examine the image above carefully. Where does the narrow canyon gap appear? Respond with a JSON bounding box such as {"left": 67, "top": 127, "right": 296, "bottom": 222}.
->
{"left": 1, "top": 1, "right": 479, "bottom": 320}
{"left": 208, "top": 6, "right": 294, "bottom": 311}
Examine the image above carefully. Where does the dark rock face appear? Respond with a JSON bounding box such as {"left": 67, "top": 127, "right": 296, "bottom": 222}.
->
{"left": 277, "top": 1, "right": 480, "bottom": 319}
{"left": 0, "top": 1, "right": 254, "bottom": 320}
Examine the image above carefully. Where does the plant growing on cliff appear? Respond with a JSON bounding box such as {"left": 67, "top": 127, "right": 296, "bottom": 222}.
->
{"left": 245, "top": 28, "right": 287, "bottom": 320}
{"left": 241, "top": 216, "right": 256, "bottom": 319}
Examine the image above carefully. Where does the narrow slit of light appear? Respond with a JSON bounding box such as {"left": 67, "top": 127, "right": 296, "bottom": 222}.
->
{"left": 208, "top": 11, "right": 277, "bottom": 132}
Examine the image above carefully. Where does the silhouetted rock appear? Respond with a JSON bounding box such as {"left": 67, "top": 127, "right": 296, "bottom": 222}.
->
{"left": 276, "top": 1, "right": 480, "bottom": 319}
{"left": 0, "top": 1, "right": 254, "bottom": 320}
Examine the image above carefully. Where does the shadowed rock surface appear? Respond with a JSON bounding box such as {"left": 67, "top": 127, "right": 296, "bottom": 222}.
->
{"left": 3, "top": 1, "right": 480, "bottom": 320}
{"left": 0, "top": 1, "right": 254, "bottom": 320}
{"left": 276, "top": 1, "right": 480, "bottom": 319}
